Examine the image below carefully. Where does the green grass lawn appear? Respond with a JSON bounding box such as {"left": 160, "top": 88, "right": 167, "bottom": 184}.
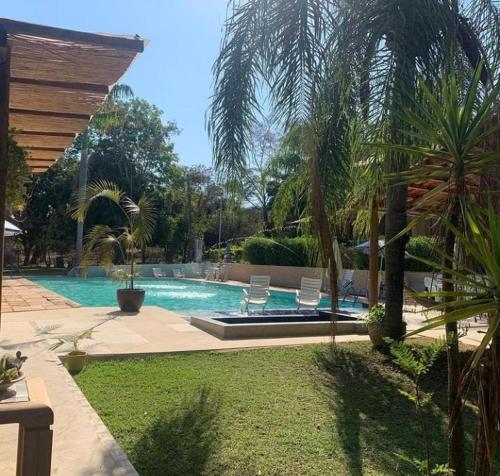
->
{"left": 74, "top": 342, "right": 477, "bottom": 476}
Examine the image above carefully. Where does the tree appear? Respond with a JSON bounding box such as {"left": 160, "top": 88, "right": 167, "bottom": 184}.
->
{"left": 209, "top": 1, "right": 496, "bottom": 346}
{"left": 6, "top": 136, "right": 30, "bottom": 211}
{"left": 241, "top": 120, "right": 279, "bottom": 230}
{"left": 75, "top": 84, "right": 134, "bottom": 264}
{"left": 14, "top": 154, "right": 79, "bottom": 265}
{"left": 407, "top": 205, "right": 500, "bottom": 476}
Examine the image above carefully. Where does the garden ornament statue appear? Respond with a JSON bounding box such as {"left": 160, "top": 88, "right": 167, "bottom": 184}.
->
{"left": 3, "top": 351, "right": 28, "bottom": 371}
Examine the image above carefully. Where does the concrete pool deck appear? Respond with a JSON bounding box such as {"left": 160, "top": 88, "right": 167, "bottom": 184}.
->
{"left": 0, "top": 304, "right": 486, "bottom": 475}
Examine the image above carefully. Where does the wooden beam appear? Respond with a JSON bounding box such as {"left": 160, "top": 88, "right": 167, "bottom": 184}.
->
{"left": 10, "top": 108, "right": 90, "bottom": 120}
{"left": 0, "top": 18, "right": 145, "bottom": 52}
{"left": 11, "top": 77, "right": 110, "bottom": 94}
{"left": 26, "top": 146, "right": 66, "bottom": 152}
{"left": 15, "top": 130, "right": 75, "bottom": 137}
{"left": 0, "top": 28, "right": 10, "bottom": 329}
{"left": 27, "top": 159, "right": 54, "bottom": 167}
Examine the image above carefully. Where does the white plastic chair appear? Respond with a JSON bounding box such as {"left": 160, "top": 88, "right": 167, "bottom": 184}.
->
{"left": 173, "top": 268, "right": 185, "bottom": 278}
{"left": 296, "top": 277, "right": 322, "bottom": 310}
{"left": 241, "top": 275, "right": 271, "bottom": 313}
{"left": 152, "top": 268, "right": 166, "bottom": 279}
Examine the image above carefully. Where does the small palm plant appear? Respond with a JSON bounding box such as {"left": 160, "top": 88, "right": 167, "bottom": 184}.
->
{"left": 73, "top": 181, "right": 156, "bottom": 311}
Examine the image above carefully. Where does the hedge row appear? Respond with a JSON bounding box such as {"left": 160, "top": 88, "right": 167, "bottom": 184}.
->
{"left": 242, "top": 236, "right": 319, "bottom": 267}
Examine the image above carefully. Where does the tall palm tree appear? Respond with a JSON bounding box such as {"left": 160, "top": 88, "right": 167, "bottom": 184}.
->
{"left": 75, "top": 84, "right": 134, "bottom": 265}
{"left": 209, "top": 0, "right": 496, "bottom": 339}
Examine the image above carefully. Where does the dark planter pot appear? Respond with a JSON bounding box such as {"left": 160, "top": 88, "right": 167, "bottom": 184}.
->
{"left": 116, "top": 288, "right": 145, "bottom": 312}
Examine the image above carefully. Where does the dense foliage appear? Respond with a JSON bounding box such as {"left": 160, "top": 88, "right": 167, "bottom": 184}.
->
{"left": 6, "top": 136, "right": 31, "bottom": 211}
{"left": 352, "top": 236, "right": 438, "bottom": 272}
{"left": 242, "top": 236, "right": 319, "bottom": 267}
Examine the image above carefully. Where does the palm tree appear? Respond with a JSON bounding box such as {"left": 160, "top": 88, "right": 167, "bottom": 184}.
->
{"left": 73, "top": 180, "right": 156, "bottom": 290}
{"left": 382, "top": 64, "right": 500, "bottom": 475}
{"left": 209, "top": 0, "right": 496, "bottom": 341}
{"left": 75, "top": 84, "right": 134, "bottom": 265}
{"left": 209, "top": 2, "right": 498, "bottom": 472}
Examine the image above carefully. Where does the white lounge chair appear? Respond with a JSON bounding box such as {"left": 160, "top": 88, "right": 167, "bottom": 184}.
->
{"left": 152, "top": 268, "right": 166, "bottom": 279}
{"left": 296, "top": 277, "right": 322, "bottom": 310}
{"left": 173, "top": 268, "right": 185, "bottom": 278}
{"left": 241, "top": 275, "right": 271, "bottom": 313}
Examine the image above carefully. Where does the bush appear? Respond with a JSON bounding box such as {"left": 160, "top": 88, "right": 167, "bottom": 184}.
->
{"left": 405, "top": 236, "right": 438, "bottom": 272}
{"left": 349, "top": 236, "right": 438, "bottom": 272}
{"left": 242, "top": 236, "right": 319, "bottom": 267}
{"left": 207, "top": 246, "right": 244, "bottom": 263}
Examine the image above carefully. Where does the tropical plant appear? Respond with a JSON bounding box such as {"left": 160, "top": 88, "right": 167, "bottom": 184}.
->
{"left": 49, "top": 328, "right": 93, "bottom": 353}
{"left": 390, "top": 339, "right": 450, "bottom": 475}
{"left": 383, "top": 63, "right": 500, "bottom": 473}
{"left": 362, "top": 304, "right": 385, "bottom": 325}
{"left": 406, "top": 205, "right": 500, "bottom": 476}
{"left": 73, "top": 181, "right": 156, "bottom": 290}
{"left": 75, "top": 84, "right": 134, "bottom": 264}
{"left": 0, "top": 356, "right": 20, "bottom": 384}
{"left": 209, "top": 0, "right": 497, "bottom": 356}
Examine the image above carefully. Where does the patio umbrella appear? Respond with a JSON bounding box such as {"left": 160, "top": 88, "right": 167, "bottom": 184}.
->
{"left": 355, "top": 237, "right": 386, "bottom": 271}
{"left": 4, "top": 219, "right": 21, "bottom": 237}
{"left": 355, "top": 237, "right": 409, "bottom": 271}
{"left": 354, "top": 237, "right": 385, "bottom": 255}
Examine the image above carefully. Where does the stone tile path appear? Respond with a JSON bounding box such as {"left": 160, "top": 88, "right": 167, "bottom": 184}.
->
{"left": 1, "top": 278, "right": 80, "bottom": 313}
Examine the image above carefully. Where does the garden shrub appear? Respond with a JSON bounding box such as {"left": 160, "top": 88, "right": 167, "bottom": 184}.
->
{"left": 405, "top": 236, "right": 438, "bottom": 272}
{"left": 242, "top": 236, "right": 319, "bottom": 267}
{"left": 207, "top": 246, "right": 243, "bottom": 263}
{"left": 350, "top": 235, "right": 438, "bottom": 271}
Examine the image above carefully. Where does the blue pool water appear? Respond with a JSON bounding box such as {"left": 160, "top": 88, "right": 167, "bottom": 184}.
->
{"left": 30, "top": 277, "right": 364, "bottom": 313}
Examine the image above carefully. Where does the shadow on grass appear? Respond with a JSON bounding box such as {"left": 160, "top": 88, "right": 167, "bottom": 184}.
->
{"left": 314, "top": 345, "right": 460, "bottom": 476}
{"left": 131, "top": 385, "right": 221, "bottom": 476}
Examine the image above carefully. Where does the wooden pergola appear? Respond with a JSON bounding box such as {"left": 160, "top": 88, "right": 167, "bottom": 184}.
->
{"left": 0, "top": 18, "right": 145, "bottom": 322}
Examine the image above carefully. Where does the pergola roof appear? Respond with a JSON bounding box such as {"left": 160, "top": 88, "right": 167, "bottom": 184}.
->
{"left": 0, "top": 18, "right": 145, "bottom": 173}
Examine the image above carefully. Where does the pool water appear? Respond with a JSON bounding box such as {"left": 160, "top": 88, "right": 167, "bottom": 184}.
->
{"left": 30, "top": 277, "right": 364, "bottom": 313}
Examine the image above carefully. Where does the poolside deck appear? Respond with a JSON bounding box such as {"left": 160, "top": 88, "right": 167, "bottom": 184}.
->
{"left": 1, "top": 277, "right": 80, "bottom": 313}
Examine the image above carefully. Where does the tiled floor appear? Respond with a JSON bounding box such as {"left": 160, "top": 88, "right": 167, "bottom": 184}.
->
{"left": 1, "top": 277, "right": 80, "bottom": 312}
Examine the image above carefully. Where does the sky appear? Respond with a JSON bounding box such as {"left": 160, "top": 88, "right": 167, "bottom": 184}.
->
{"left": 2, "top": 0, "right": 229, "bottom": 167}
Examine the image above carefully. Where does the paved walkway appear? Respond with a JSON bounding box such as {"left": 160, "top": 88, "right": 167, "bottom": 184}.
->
{"left": 0, "top": 303, "right": 486, "bottom": 475}
{"left": 1, "top": 278, "right": 80, "bottom": 313}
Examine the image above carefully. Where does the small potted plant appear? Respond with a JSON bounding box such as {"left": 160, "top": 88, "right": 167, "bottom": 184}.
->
{"left": 0, "top": 352, "right": 27, "bottom": 393}
{"left": 73, "top": 180, "right": 156, "bottom": 313}
{"left": 49, "top": 329, "right": 93, "bottom": 373}
{"left": 362, "top": 304, "right": 385, "bottom": 347}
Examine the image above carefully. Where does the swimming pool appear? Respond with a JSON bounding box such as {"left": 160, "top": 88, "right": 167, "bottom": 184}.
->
{"left": 30, "top": 277, "right": 364, "bottom": 313}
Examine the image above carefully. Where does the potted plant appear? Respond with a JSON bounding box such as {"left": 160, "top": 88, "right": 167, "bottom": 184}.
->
{"left": 73, "top": 180, "right": 156, "bottom": 313}
{"left": 362, "top": 304, "right": 386, "bottom": 347}
{"left": 49, "top": 329, "right": 93, "bottom": 373}
{"left": 0, "top": 352, "right": 27, "bottom": 393}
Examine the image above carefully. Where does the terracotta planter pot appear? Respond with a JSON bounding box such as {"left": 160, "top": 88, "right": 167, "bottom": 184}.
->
{"left": 65, "top": 351, "right": 87, "bottom": 373}
{"left": 367, "top": 322, "right": 385, "bottom": 347}
{"left": 116, "top": 288, "right": 145, "bottom": 312}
